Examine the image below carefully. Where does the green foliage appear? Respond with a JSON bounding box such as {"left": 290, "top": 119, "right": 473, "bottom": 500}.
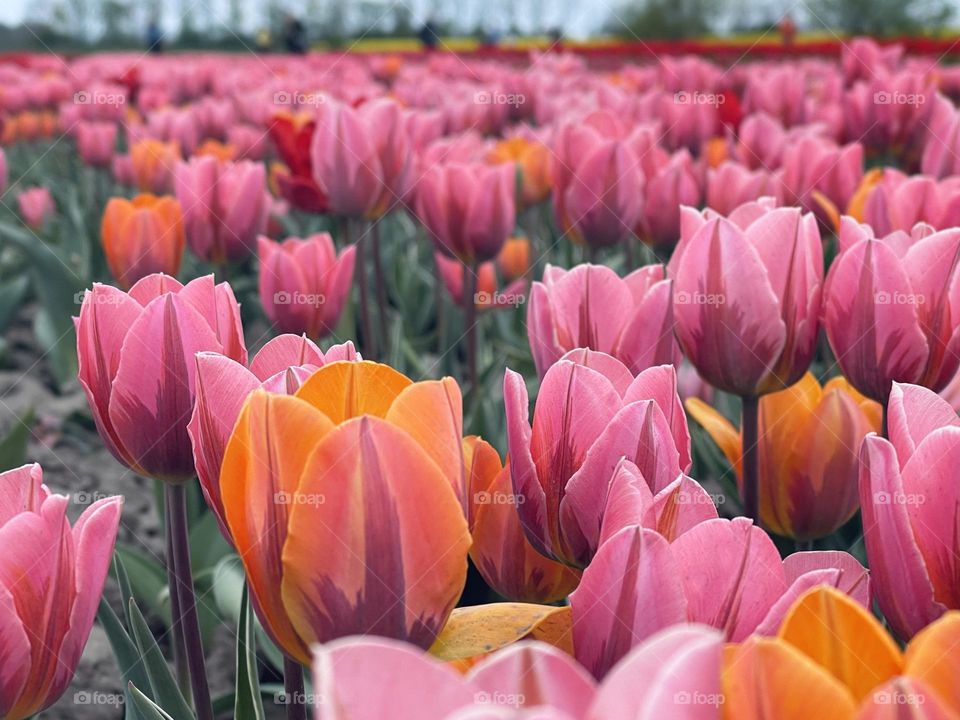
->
{"left": 611, "top": 0, "right": 724, "bottom": 39}
{"left": 807, "top": 0, "right": 954, "bottom": 36}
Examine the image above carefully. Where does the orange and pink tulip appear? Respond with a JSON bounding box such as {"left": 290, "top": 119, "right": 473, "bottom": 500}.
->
{"left": 101, "top": 194, "right": 185, "bottom": 290}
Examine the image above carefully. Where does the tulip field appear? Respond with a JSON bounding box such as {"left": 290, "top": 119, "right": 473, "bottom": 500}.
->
{"left": 3, "top": 36, "right": 960, "bottom": 719}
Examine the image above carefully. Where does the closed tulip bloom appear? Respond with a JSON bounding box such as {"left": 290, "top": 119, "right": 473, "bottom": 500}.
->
{"left": 0, "top": 463, "right": 122, "bottom": 720}
{"left": 75, "top": 120, "right": 117, "bottom": 167}
{"left": 528, "top": 263, "right": 678, "bottom": 378}
{"left": 639, "top": 150, "right": 701, "bottom": 248}
{"left": 101, "top": 194, "right": 185, "bottom": 290}
{"left": 416, "top": 162, "right": 516, "bottom": 263}
{"left": 465, "top": 436, "right": 580, "bottom": 603}
{"left": 434, "top": 239, "right": 530, "bottom": 313}
{"left": 862, "top": 170, "right": 960, "bottom": 235}
{"left": 268, "top": 111, "right": 327, "bottom": 214}
{"left": 505, "top": 354, "right": 692, "bottom": 568}
{"left": 17, "top": 187, "right": 55, "bottom": 230}
{"left": 860, "top": 382, "right": 960, "bottom": 639}
{"left": 174, "top": 155, "right": 270, "bottom": 264}
{"left": 687, "top": 373, "right": 881, "bottom": 540}
{"left": 129, "top": 138, "right": 180, "bottom": 193}
{"left": 257, "top": 233, "right": 356, "bottom": 338}
{"left": 671, "top": 204, "right": 823, "bottom": 396}
{"left": 823, "top": 224, "right": 960, "bottom": 402}
{"left": 188, "top": 334, "right": 358, "bottom": 543}
{"left": 706, "top": 161, "right": 780, "bottom": 216}
{"left": 487, "top": 136, "right": 552, "bottom": 207}
{"left": 76, "top": 274, "right": 246, "bottom": 482}
{"left": 219, "top": 361, "right": 469, "bottom": 663}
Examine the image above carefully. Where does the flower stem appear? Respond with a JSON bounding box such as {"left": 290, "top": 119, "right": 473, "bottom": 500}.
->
{"left": 164, "top": 506, "right": 190, "bottom": 699}
{"left": 283, "top": 655, "right": 308, "bottom": 720}
{"left": 462, "top": 262, "right": 478, "bottom": 397}
{"left": 740, "top": 394, "right": 761, "bottom": 525}
{"left": 166, "top": 483, "right": 213, "bottom": 720}
{"left": 353, "top": 220, "right": 376, "bottom": 359}
{"left": 371, "top": 222, "right": 390, "bottom": 356}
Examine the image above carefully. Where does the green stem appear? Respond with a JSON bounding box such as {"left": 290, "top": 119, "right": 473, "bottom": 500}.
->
{"left": 283, "top": 655, "right": 307, "bottom": 720}
{"left": 740, "top": 394, "right": 761, "bottom": 525}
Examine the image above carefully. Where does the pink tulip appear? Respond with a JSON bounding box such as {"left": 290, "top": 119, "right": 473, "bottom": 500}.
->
{"left": 504, "top": 354, "right": 692, "bottom": 568}
{"left": 257, "top": 233, "right": 356, "bottom": 338}
{"left": 17, "top": 187, "right": 55, "bottom": 230}
{"left": 778, "top": 136, "right": 863, "bottom": 217}
{"left": 416, "top": 162, "right": 516, "bottom": 263}
{"left": 670, "top": 203, "right": 823, "bottom": 396}
{"left": 735, "top": 112, "right": 787, "bottom": 170}
{"left": 572, "top": 516, "right": 870, "bottom": 677}
{"left": 76, "top": 274, "right": 246, "bottom": 482}
{"left": 859, "top": 382, "right": 960, "bottom": 638}
{"left": 174, "top": 155, "right": 270, "bottom": 264}
{"left": 226, "top": 124, "right": 267, "bottom": 160}
{"left": 0, "top": 463, "right": 122, "bottom": 719}
{"left": 863, "top": 170, "right": 960, "bottom": 234}
{"left": 706, "top": 161, "right": 779, "bottom": 216}
{"left": 639, "top": 149, "right": 701, "bottom": 248}
{"left": 188, "top": 334, "right": 358, "bottom": 542}
{"left": 823, "top": 223, "right": 960, "bottom": 401}
{"left": 527, "top": 263, "right": 678, "bottom": 378}
{"left": 75, "top": 120, "right": 117, "bottom": 167}
{"left": 842, "top": 37, "right": 903, "bottom": 84}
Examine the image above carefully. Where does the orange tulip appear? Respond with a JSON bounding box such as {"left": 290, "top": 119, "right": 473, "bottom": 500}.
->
{"left": 194, "top": 138, "right": 236, "bottom": 162}
{"left": 497, "top": 236, "right": 531, "bottom": 283}
{"left": 465, "top": 436, "right": 580, "bottom": 603}
{"left": 101, "top": 194, "right": 185, "bottom": 289}
{"left": 130, "top": 138, "right": 180, "bottom": 193}
{"left": 687, "top": 373, "right": 881, "bottom": 540}
{"left": 488, "top": 136, "right": 551, "bottom": 206}
{"left": 219, "top": 361, "right": 470, "bottom": 664}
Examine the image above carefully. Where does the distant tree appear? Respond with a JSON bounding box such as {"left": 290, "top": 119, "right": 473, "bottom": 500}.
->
{"left": 612, "top": 0, "right": 726, "bottom": 39}
{"left": 807, "top": 0, "right": 953, "bottom": 36}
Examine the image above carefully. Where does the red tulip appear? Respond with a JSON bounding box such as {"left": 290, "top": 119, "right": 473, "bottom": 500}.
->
{"left": 76, "top": 274, "right": 246, "bottom": 482}
{"left": 268, "top": 111, "right": 328, "bottom": 213}
{"left": 257, "top": 233, "right": 356, "bottom": 338}
{"left": 0, "top": 464, "right": 122, "bottom": 720}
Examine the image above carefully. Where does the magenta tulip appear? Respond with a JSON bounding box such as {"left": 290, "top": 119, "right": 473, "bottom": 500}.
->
{"left": 504, "top": 353, "right": 691, "bottom": 568}
{"left": 76, "top": 273, "right": 246, "bottom": 482}
{"left": 257, "top": 233, "right": 356, "bottom": 339}
{"left": 823, "top": 223, "right": 960, "bottom": 402}
{"left": 527, "top": 263, "right": 678, "bottom": 378}
{"left": 863, "top": 170, "right": 960, "bottom": 235}
{"left": 671, "top": 203, "right": 823, "bottom": 397}
{"left": 0, "top": 463, "right": 121, "bottom": 719}
{"left": 639, "top": 149, "right": 701, "bottom": 248}
{"left": 17, "top": 187, "right": 55, "bottom": 230}
{"left": 174, "top": 155, "right": 270, "bottom": 264}
{"left": 859, "top": 381, "right": 960, "bottom": 639}
{"left": 706, "top": 161, "right": 779, "bottom": 216}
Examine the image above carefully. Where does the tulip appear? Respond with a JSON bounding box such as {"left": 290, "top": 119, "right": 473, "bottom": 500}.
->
{"left": 219, "top": 361, "right": 469, "bottom": 664}
{"left": 17, "top": 186, "right": 55, "bottom": 230}
{"left": 194, "top": 139, "right": 236, "bottom": 162}
{"left": 735, "top": 112, "right": 787, "bottom": 169}
{"left": 862, "top": 170, "right": 960, "bottom": 234}
{"left": 268, "top": 111, "right": 327, "bottom": 213}
{"left": 859, "top": 382, "right": 960, "bottom": 639}
{"left": 572, "top": 515, "right": 870, "bottom": 678}
{"left": 129, "top": 138, "right": 180, "bottom": 193}
{"left": 257, "top": 233, "right": 356, "bottom": 339}
{"left": 778, "top": 136, "right": 863, "bottom": 222}
{"left": 823, "top": 224, "right": 960, "bottom": 403}
{"left": 434, "top": 238, "right": 530, "bottom": 313}
{"left": 504, "top": 353, "right": 692, "bottom": 568}
{"left": 174, "top": 155, "right": 270, "bottom": 264}
{"left": 101, "top": 194, "right": 185, "bottom": 289}
{"left": 465, "top": 436, "right": 581, "bottom": 603}
{"left": 706, "top": 161, "right": 779, "bottom": 216}
{"left": 671, "top": 203, "right": 823, "bottom": 521}
{"left": 0, "top": 463, "right": 121, "bottom": 720}
{"left": 188, "top": 334, "right": 358, "bottom": 543}
{"left": 527, "top": 263, "right": 678, "bottom": 378}
{"left": 639, "top": 149, "right": 701, "bottom": 248}
{"left": 686, "top": 373, "right": 881, "bottom": 539}
{"left": 75, "top": 120, "right": 117, "bottom": 167}
{"left": 487, "top": 136, "right": 552, "bottom": 207}
{"left": 76, "top": 274, "right": 246, "bottom": 482}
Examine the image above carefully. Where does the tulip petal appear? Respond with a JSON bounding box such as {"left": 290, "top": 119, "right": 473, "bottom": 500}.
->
{"left": 623, "top": 364, "right": 693, "bottom": 471}
{"left": 777, "top": 586, "right": 903, "bottom": 701}
{"left": 685, "top": 398, "right": 742, "bottom": 473}
{"left": 249, "top": 334, "right": 325, "bottom": 380}
{"left": 782, "top": 551, "right": 871, "bottom": 607}
{"left": 295, "top": 360, "right": 412, "bottom": 424}
{"left": 855, "top": 677, "right": 960, "bottom": 720}
{"left": 0, "top": 463, "right": 45, "bottom": 526}
{"left": 0, "top": 582, "right": 29, "bottom": 718}
{"left": 651, "top": 475, "right": 720, "bottom": 541}
{"left": 904, "top": 612, "right": 960, "bottom": 715}
{"left": 559, "top": 348, "right": 634, "bottom": 397}
{"left": 887, "top": 382, "right": 960, "bottom": 468}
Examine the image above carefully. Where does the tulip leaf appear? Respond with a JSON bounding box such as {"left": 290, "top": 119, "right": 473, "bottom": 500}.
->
{"left": 115, "top": 545, "right": 170, "bottom": 624}
{"left": 0, "top": 275, "right": 28, "bottom": 332}
{"left": 212, "top": 555, "right": 285, "bottom": 671}
{"left": 429, "top": 603, "right": 573, "bottom": 667}
{"left": 0, "top": 408, "right": 34, "bottom": 472}
{"left": 127, "top": 598, "right": 196, "bottom": 720}
{"left": 127, "top": 682, "right": 178, "bottom": 720}
{"left": 234, "top": 584, "right": 267, "bottom": 720}
{"left": 95, "top": 596, "right": 153, "bottom": 700}
{"left": 189, "top": 509, "right": 233, "bottom": 572}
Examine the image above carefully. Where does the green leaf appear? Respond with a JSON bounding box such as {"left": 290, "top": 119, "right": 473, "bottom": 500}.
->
{"left": 127, "top": 598, "right": 196, "bottom": 720}
{"left": 115, "top": 545, "right": 170, "bottom": 624}
{"left": 0, "top": 275, "right": 29, "bottom": 332}
{"left": 127, "top": 683, "right": 177, "bottom": 720}
{"left": 234, "top": 585, "right": 267, "bottom": 720}
{"left": 96, "top": 596, "right": 152, "bottom": 696}
{"left": 213, "top": 555, "right": 284, "bottom": 671}
{"left": 0, "top": 408, "right": 34, "bottom": 472}
{"left": 189, "top": 510, "right": 233, "bottom": 572}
